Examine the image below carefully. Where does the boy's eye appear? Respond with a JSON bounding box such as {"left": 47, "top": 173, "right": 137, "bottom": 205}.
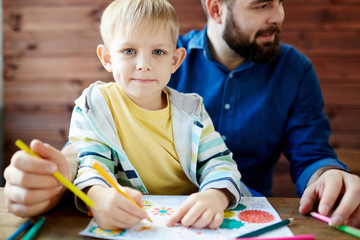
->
{"left": 123, "top": 49, "right": 135, "bottom": 55}
{"left": 153, "top": 49, "right": 165, "bottom": 55}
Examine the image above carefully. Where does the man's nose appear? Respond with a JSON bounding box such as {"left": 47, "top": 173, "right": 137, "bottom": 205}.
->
{"left": 267, "top": 2, "right": 285, "bottom": 25}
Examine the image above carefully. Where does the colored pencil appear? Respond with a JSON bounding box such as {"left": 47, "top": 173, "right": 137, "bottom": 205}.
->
{"left": 92, "top": 162, "right": 152, "bottom": 222}
{"left": 21, "top": 217, "right": 46, "bottom": 240}
{"left": 236, "top": 218, "right": 294, "bottom": 238}
{"left": 15, "top": 140, "right": 95, "bottom": 209}
{"left": 233, "top": 234, "right": 315, "bottom": 240}
{"left": 6, "top": 220, "right": 32, "bottom": 240}
{"left": 310, "top": 212, "right": 360, "bottom": 238}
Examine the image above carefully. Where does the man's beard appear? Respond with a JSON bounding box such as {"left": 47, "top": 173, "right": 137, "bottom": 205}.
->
{"left": 222, "top": 11, "right": 281, "bottom": 64}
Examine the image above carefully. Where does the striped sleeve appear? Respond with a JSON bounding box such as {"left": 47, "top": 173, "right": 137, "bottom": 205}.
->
{"left": 69, "top": 105, "right": 116, "bottom": 192}
{"left": 196, "top": 103, "right": 242, "bottom": 209}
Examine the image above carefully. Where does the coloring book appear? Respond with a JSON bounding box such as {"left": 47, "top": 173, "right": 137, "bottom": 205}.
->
{"left": 79, "top": 196, "right": 293, "bottom": 239}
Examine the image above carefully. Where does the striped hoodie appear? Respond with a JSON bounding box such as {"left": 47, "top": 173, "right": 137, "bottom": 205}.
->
{"left": 69, "top": 81, "right": 245, "bottom": 210}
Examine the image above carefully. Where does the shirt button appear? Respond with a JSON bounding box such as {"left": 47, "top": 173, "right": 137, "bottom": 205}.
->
{"left": 224, "top": 103, "right": 231, "bottom": 110}
{"left": 222, "top": 135, "right": 227, "bottom": 141}
{"left": 229, "top": 73, "right": 233, "bottom": 78}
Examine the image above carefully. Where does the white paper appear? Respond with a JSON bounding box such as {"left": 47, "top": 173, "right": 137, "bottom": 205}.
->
{"left": 79, "top": 196, "right": 293, "bottom": 239}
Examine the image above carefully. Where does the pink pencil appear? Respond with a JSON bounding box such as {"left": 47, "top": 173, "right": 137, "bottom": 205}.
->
{"left": 310, "top": 212, "right": 331, "bottom": 223}
{"left": 233, "top": 234, "right": 315, "bottom": 240}
{"left": 310, "top": 212, "right": 360, "bottom": 238}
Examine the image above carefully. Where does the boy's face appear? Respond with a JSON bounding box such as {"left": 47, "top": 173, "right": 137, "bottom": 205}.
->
{"left": 105, "top": 24, "right": 181, "bottom": 103}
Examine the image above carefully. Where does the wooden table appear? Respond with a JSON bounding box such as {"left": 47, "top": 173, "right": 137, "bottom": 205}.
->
{"left": 0, "top": 188, "right": 358, "bottom": 240}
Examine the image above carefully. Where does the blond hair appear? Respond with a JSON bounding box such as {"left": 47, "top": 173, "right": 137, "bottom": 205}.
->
{"left": 100, "top": 0, "right": 179, "bottom": 47}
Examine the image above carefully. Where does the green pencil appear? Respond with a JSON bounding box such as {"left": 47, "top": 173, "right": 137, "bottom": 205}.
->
{"left": 332, "top": 224, "right": 360, "bottom": 238}
{"left": 21, "top": 217, "right": 46, "bottom": 240}
{"left": 236, "top": 218, "right": 294, "bottom": 238}
{"left": 311, "top": 212, "right": 360, "bottom": 238}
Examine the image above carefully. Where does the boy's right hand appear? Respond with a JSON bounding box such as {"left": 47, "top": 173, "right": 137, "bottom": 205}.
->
{"left": 3, "top": 139, "right": 70, "bottom": 217}
{"left": 87, "top": 185, "right": 148, "bottom": 229}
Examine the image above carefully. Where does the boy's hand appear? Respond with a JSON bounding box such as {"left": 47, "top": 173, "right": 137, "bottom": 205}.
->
{"left": 166, "top": 189, "right": 230, "bottom": 229}
{"left": 4, "top": 139, "right": 69, "bottom": 217}
{"left": 87, "top": 185, "right": 149, "bottom": 229}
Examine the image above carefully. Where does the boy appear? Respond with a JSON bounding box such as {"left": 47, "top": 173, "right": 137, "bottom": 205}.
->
{"left": 69, "top": 0, "right": 245, "bottom": 230}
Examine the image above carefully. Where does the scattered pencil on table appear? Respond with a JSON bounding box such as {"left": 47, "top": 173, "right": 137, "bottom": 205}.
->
{"left": 233, "top": 234, "right": 315, "bottom": 240}
{"left": 310, "top": 212, "right": 360, "bottom": 239}
{"left": 15, "top": 139, "right": 96, "bottom": 210}
{"left": 235, "top": 218, "right": 294, "bottom": 238}
{"left": 92, "top": 161, "right": 152, "bottom": 223}
{"left": 6, "top": 219, "right": 32, "bottom": 240}
{"left": 21, "top": 217, "right": 46, "bottom": 240}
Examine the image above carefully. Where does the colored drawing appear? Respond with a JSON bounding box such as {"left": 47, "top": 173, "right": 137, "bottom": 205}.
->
{"left": 80, "top": 196, "right": 293, "bottom": 239}
{"left": 237, "top": 210, "right": 275, "bottom": 223}
{"left": 152, "top": 207, "right": 175, "bottom": 216}
{"left": 142, "top": 200, "right": 152, "bottom": 210}
{"left": 220, "top": 219, "right": 245, "bottom": 229}
{"left": 231, "top": 203, "right": 247, "bottom": 211}
{"left": 89, "top": 226, "right": 126, "bottom": 237}
{"left": 139, "top": 226, "right": 152, "bottom": 232}
{"left": 224, "top": 210, "right": 235, "bottom": 218}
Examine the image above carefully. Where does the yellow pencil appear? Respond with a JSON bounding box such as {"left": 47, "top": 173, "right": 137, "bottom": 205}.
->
{"left": 92, "top": 162, "right": 152, "bottom": 223}
{"left": 15, "top": 139, "right": 95, "bottom": 209}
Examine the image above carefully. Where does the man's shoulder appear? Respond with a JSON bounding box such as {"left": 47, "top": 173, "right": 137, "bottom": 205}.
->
{"left": 276, "top": 43, "right": 313, "bottom": 70}
{"left": 279, "top": 43, "right": 310, "bottom": 62}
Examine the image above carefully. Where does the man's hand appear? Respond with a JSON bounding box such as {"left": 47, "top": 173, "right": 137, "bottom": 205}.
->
{"left": 299, "top": 169, "right": 360, "bottom": 227}
{"left": 4, "top": 139, "right": 70, "bottom": 217}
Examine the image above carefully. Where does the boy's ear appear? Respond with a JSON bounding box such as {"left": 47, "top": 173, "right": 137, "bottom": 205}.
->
{"left": 171, "top": 47, "right": 187, "bottom": 74}
{"left": 97, "top": 44, "right": 112, "bottom": 72}
{"left": 206, "top": 0, "right": 223, "bottom": 24}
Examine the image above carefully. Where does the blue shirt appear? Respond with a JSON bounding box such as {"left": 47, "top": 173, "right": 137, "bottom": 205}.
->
{"left": 168, "top": 27, "right": 348, "bottom": 197}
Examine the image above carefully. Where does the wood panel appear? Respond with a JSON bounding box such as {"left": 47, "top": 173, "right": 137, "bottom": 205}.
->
{"left": 2, "top": 0, "right": 360, "bottom": 197}
{"left": 282, "top": 6, "right": 360, "bottom": 31}
{"left": 3, "top": 5, "right": 105, "bottom": 33}
{"left": 4, "top": 56, "right": 108, "bottom": 81}
{"left": 321, "top": 84, "right": 360, "bottom": 106}
{"left": 312, "top": 58, "right": 360, "bottom": 83}
{"left": 326, "top": 108, "right": 360, "bottom": 132}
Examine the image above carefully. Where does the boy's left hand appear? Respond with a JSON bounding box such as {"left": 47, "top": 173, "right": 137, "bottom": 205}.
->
{"left": 166, "top": 189, "right": 230, "bottom": 229}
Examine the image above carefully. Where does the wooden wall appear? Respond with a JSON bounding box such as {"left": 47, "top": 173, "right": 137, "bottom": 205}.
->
{"left": 2, "top": 0, "right": 360, "bottom": 195}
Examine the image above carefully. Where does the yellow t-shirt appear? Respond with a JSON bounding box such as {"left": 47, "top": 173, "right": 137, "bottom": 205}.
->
{"left": 98, "top": 83, "right": 198, "bottom": 195}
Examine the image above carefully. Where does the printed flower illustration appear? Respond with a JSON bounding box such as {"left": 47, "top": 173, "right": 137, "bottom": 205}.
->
{"left": 151, "top": 207, "right": 175, "bottom": 216}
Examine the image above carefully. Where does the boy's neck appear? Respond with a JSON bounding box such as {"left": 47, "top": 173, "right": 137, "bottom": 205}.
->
{"left": 128, "top": 91, "right": 168, "bottom": 111}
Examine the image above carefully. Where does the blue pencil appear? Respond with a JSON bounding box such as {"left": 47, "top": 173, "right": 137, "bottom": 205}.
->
{"left": 21, "top": 217, "right": 46, "bottom": 240}
{"left": 6, "top": 220, "right": 32, "bottom": 240}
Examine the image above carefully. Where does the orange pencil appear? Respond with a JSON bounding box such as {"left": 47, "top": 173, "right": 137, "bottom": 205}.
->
{"left": 92, "top": 162, "right": 152, "bottom": 223}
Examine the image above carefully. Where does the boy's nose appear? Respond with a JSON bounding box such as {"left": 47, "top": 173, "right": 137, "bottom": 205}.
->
{"left": 136, "top": 54, "right": 152, "bottom": 71}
